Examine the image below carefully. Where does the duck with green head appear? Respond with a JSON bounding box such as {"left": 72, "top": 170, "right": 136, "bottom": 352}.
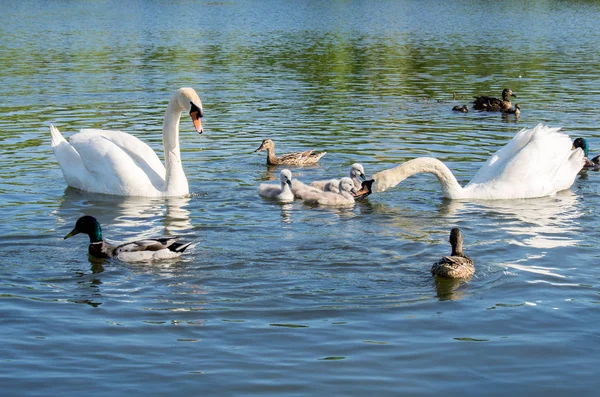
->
{"left": 64, "top": 215, "right": 192, "bottom": 261}
{"left": 431, "top": 228, "right": 474, "bottom": 279}
{"left": 572, "top": 137, "right": 600, "bottom": 170}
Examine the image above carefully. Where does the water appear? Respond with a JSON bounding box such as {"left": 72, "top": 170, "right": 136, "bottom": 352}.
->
{"left": 2, "top": 1, "right": 600, "bottom": 395}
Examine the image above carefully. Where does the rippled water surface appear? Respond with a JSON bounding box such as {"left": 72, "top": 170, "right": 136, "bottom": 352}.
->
{"left": 2, "top": 1, "right": 600, "bottom": 396}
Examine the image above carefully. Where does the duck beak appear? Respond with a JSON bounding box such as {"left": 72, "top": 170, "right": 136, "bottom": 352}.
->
{"left": 255, "top": 143, "right": 265, "bottom": 152}
{"left": 64, "top": 228, "right": 80, "bottom": 239}
{"left": 511, "top": 93, "right": 517, "bottom": 97}
{"left": 190, "top": 110, "right": 203, "bottom": 134}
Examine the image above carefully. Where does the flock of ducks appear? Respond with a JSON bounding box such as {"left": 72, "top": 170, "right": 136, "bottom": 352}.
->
{"left": 51, "top": 87, "right": 597, "bottom": 280}
{"left": 452, "top": 88, "right": 520, "bottom": 116}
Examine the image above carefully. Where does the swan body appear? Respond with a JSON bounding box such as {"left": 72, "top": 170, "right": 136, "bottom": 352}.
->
{"left": 255, "top": 139, "right": 326, "bottom": 166}
{"left": 431, "top": 228, "right": 474, "bottom": 279}
{"left": 50, "top": 87, "right": 204, "bottom": 197}
{"left": 258, "top": 169, "right": 295, "bottom": 202}
{"left": 64, "top": 216, "right": 192, "bottom": 261}
{"left": 301, "top": 177, "right": 357, "bottom": 207}
{"left": 311, "top": 163, "right": 366, "bottom": 193}
{"left": 372, "top": 124, "right": 584, "bottom": 200}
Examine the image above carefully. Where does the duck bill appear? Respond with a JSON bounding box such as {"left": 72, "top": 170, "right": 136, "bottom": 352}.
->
{"left": 190, "top": 110, "right": 203, "bottom": 134}
{"left": 255, "top": 143, "right": 266, "bottom": 152}
{"left": 64, "top": 228, "right": 80, "bottom": 239}
{"left": 511, "top": 93, "right": 517, "bottom": 97}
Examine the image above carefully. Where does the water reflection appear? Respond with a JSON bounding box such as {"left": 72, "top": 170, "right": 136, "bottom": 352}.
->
{"left": 54, "top": 187, "right": 193, "bottom": 237}
{"left": 437, "top": 191, "right": 582, "bottom": 249}
{"left": 434, "top": 276, "right": 471, "bottom": 301}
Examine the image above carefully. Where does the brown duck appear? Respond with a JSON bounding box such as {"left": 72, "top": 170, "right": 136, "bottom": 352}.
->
{"left": 473, "top": 88, "right": 516, "bottom": 112}
{"left": 255, "top": 139, "right": 326, "bottom": 166}
{"left": 431, "top": 228, "right": 474, "bottom": 279}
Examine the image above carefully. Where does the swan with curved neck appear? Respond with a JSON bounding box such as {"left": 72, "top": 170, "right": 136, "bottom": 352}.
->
{"left": 372, "top": 124, "right": 584, "bottom": 200}
{"left": 50, "top": 87, "right": 203, "bottom": 197}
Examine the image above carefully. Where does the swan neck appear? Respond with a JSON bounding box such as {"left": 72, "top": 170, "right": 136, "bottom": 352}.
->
{"left": 372, "top": 157, "right": 464, "bottom": 199}
{"left": 162, "top": 98, "right": 188, "bottom": 194}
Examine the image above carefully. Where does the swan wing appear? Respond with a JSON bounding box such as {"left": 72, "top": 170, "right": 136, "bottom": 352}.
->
{"left": 67, "top": 133, "right": 161, "bottom": 196}
{"left": 465, "top": 124, "right": 583, "bottom": 199}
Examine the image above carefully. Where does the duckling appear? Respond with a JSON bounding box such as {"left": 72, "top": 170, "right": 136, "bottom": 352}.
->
{"left": 64, "top": 216, "right": 192, "bottom": 261}
{"left": 431, "top": 228, "right": 474, "bottom": 279}
{"left": 255, "top": 139, "right": 326, "bottom": 166}
{"left": 258, "top": 169, "right": 295, "bottom": 202}
{"left": 301, "top": 177, "right": 357, "bottom": 207}
{"left": 452, "top": 105, "right": 469, "bottom": 113}
{"left": 472, "top": 88, "right": 516, "bottom": 112}
{"left": 311, "top": 163, "right": 367, "bottom": 193}
{"left": 572, "top": 137, "right": 600, "bottom": 169}
{"left": 504, "top": 103, "right": 521, "bottom": 117}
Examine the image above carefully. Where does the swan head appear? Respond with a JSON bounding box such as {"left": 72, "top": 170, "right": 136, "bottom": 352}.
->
{"left": 280, "top": 169, "right": 293, "bottom": 189}
{"left": 64, "top": 215, "right": 103, "bottom": 243}
{"left": 338, "top": 177, "right": 357, "bottom": 195}
{"left": 573, "top": 137, "right": 589, "bottom": 157}
{"left": 255, "top": 139, "right": 274, "bottom": 152}
{"left": 350, "top": 163, "right": 366, "bottom": 181}
{"left": 502, "top": 88, "right": 516, "bottom": 100}
{"left": 176, "top": 87, "right": 204, "bottom": 134}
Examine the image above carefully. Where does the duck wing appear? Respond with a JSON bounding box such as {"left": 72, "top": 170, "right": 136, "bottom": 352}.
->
{"left": 114, "top": 237, "right": 181, "bottom": 254}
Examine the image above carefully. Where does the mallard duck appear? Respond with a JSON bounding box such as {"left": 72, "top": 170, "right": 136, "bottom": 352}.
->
{"left": 504, "top": 103, "right": 521, "bottom": 117}
{"left": 64, "top": 216, "right": 192, "bottom": 261}
{"left": 452, "top": 105, "right": 468, "bottom": 113}
{"left": 255, "top": 139, "right": 326, "bottom": 166}
{"left": 472, "top": 88, "right": 516, "bottom": 112}
{"left": 258, "top": 169, "right": 295, "bottom": 202}
{"left": 572, "top": 137, "right": 600, "bottom": 169}
{"left": 431, "top": 228, "right": 474, "bottom": 279}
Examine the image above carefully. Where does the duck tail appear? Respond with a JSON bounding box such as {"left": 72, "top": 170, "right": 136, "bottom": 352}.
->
{"left": 169, "top": 241, "right": 193, "bottom": 253}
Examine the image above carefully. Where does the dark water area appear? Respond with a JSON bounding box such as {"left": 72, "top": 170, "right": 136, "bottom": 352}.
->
{"left": 2, "top": 1, "right": 600, "bottom": 396}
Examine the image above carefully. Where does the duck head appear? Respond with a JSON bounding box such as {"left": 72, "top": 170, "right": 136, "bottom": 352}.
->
{"left": 64, "top": 215, "right": 103, "bottom": 243}
{"left": 573, "top": 137, "right": 589, "bottom": 157}
{"left": 502, "top": 88, "right": 516, "bottom": 100}
{"left": 255, "top": 139, "right": 275, "bottom": 152}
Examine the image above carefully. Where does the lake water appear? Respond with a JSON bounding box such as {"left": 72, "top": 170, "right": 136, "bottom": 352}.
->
{"left": 2, "top": 1, "right": 600, "bottom": 395}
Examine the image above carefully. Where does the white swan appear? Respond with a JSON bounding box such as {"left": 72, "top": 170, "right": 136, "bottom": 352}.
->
{"left": 50, "top": 87, "right": 204, "bottom": 197}
{"left": 301, "top": 177, "right": 357, "bottom": 207}
{"left": 310, "top": 163, "right": 366, "bottom": 193}
{"left": 258, "top": 169, "right": 295, "bottom": 202}
{"left": 372, "top": 124, "right": 584, "bottom": 200}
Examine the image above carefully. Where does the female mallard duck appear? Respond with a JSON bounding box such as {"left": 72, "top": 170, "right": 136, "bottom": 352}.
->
{"left": 431, "top": 228, "right": 474, "bottom": 279}
{"left": 255, "top": 139, "right": 326, "bottom": 166}
{"left": 572, "top": 137, "right": 600, "bottom": 169}
{"left": 452, "top": 105, "right": 468, "bottom": 113}
{"left": 64, "top": 215, "right": 192, "bottom": 261}
{"left": 472, "top": 88, "right": 516, "bottom": 112}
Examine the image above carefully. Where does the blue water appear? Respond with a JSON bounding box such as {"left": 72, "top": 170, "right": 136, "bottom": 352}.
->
{"left": 2, "top": 1, "right": 600, "bottom": 396}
